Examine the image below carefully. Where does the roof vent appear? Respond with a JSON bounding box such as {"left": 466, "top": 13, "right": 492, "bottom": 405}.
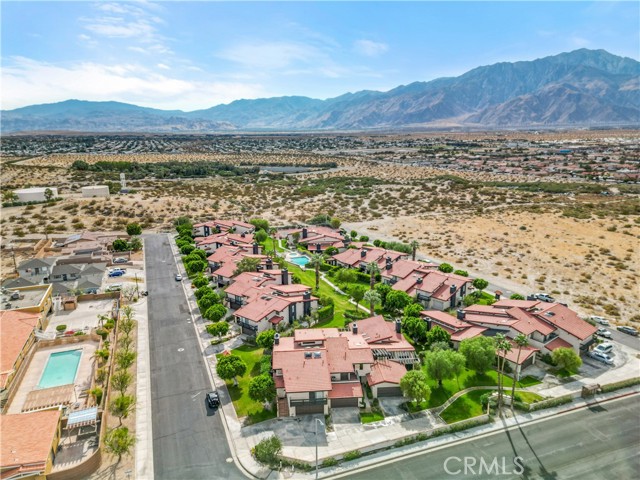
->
{"left": 304, "top": 352, "right": 312, "bottom": 359}
{"left": 313, "top": 352, "right": 321, "bottom": 359}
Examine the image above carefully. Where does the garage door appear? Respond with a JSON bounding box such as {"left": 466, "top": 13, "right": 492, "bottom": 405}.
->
{"left": 377, "top": 386, "right": 402, "bottom": 397}
{"left": 295, "top": 404, "right": 324, "bottom": 415}
{"left": 331, "top": 397, "right": 359, "bottom": 408}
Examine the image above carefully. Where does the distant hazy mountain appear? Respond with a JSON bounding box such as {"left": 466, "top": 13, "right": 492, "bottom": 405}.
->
{"left": 2, "top": 49, "right": 638, "bottom": 133}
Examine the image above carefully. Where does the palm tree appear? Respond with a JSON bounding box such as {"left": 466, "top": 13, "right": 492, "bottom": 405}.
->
{"left": 495, "top": 334, "right": 512, "bottom": 412}
{"left": 307, "top": 253, "right": 324, "bottom": 292}
{"left": 510, "top": 333, "right": 529, "bottom": 408}
{"left": 366, "top": 262, "right": 380, "bottom": 290}
{"left": 363, "top": 289, "right": 381, "bottom": 315}
{"left": 410, "top": 240, "right": 420, "bottom": 261}
{"left": 269, "top": 228, "right": 278, "bottom": 253}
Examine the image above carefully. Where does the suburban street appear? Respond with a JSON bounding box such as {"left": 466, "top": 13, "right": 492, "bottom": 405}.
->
{"left": 145, "top": 234, "right": 245, "bottom": 480}
{"left": 344, "top": 395, "right": 640, "bottom": 479}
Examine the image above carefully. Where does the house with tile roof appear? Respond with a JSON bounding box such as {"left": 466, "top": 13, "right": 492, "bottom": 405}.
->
{"left": 272, "top": 321, "right": 416, "bottom": 416}
{"left": 380, "top": 258, "right": 438, "bottom": 285}
{"left": 392, "top": 270, "right": 472, "bottom": 311}
{"left": 0, "top": 409, "right": 62, "bottom": 479}
{"left": 331, "top": 247, "right": 408, "bottom": 271}
{"left": 0, "top": 311, "right": 39, "bottom": 411}
{"left": 193, "top": 219, "right": 255, "bottom": 237}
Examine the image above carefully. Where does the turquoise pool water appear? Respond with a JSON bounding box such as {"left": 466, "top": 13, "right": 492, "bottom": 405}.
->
{"left": 38, "top": 349, "right": 82, "bottom": 389}
{"left": 289, "top": 255, "right": 310, "bottom": 266}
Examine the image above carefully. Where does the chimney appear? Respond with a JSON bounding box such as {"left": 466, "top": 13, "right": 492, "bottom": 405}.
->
{"left": 282, "top": 267, "right": 289, "bottom": 285}
{"left": 266, "top": 258, "right": 273, "bottom": 270}
{"left": 252, "top": 243, "right": 259, "bottom": 254}
{"left": 256, "top": 265, "right": 263, "bottom": 272}
{"left": 449, "top": 284, "right": 456, "bottom": 295}
{"left": 386, "top": 262, "right": 392, "bottom": 271}
{"left": 343, "top": 234, "right": 350, "bottom": 244}
{"left": 457, "top": 309, "right": 466, "bottom": 320}
{"left": 494, "top": 292, "right": 501, "bottom": 300}
{"left": 360, "top": 250, "right": 366, "bottom": 258}
{"left": 352, "top": 322, "right": 358, "bottom": 335}
{"left": 416, "top": 276, "right": 423, "bottom": 284}
{"left": 303, "top": 291, "right": 311, "bottom": 300}
{"left": 386, "top": 256, "right": 392, "bottom": 264}
{"left": 302, "top": 227, "right": 308, "bottom": 239}
{"left": 274, "top": 333, "right": 280, "bottom": 345}
{"left": 395, "top": 318, "right": 401, "bottom": 334}
{"left": 316, "top": 243, "right": 322, "bottom": 252}
{"left": 241, "top": 232, "right": 246, "bottom": 238}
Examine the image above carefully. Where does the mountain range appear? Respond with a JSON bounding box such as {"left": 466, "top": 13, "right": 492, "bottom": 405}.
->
{"left": 2, "top": 49, "right": 638, "bottom": 133}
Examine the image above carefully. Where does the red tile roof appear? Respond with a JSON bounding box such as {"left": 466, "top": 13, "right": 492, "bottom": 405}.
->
{"left": 328, "top": 382, "right": 363, "bottom": 399}
{"left": 274, "top": 350, "right": 332, "bottom": 393}
{"left": 531, "top": 303, "right": 597, "bottom": 340}
{"left": 1, "top": 410, "right": 60, "bottom": 477}
{"left": 507, "top": 307, "right": 555, "bottom": 336}
{"left": 356, "top": 315, "right": 394, "bottom": 343}
{"left": 493, "top": 299, "right": 541, "bottom": 309}
{"left": 451, "top": 326, "right": 487, "bottom": 342}
{"left": 0, "top": 311, "right": 39, "bottom": 389}
{"left": 545, "top": 337, "right": 573, "bottom": 351}
{"left": 367, "top": 360, "right": 407, "bottom": 386}
{"left": 421, "top": 310, "right": 470, "bottom": 329}
{"left": 498, "top": 342, "right": 539, "bottom": 365}
{"left": 293, "top": 328, "right": 339, "bottom": 343}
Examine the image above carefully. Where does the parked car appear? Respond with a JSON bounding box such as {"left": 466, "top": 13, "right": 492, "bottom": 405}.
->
{"left": 175, "top": 273, "right": 183, "bottom": 281}
{"left": 591, "top": 316, "right": 610, "bottom": 326}
{"left": 617, "top": 326, "right": 638, "bottom": 336}
{"left": 206, "top": 391, "right": 220, "bottom": 408}
{"left": 534, "top": 293, "right": 555, "bottom": 302}
{"left": 108, "top": 270, "right": 124, "bottom": 277}
{"left": 589, "top": 350, "right": 614, "bottom": 365}
{"left": 113, "top": 257, "right": 128, "bottom": 264}
{"left": 594, "top": 343, "right": 613, "bottom": 354}
{"left": 596, "top": 328, "right": 613, "bottom": 339}
{"left": 106, "top": 284, "right": 122, "bottom": 292}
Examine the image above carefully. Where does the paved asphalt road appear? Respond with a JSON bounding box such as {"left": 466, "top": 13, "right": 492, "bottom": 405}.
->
{"left": 145, "top": 234, "right": 245, "bottom": 480}
{"left": 598, "top": 328, "right": 640, "bottom": 351}
{"left": 344, "top": 395, "right": 640, "bottom": 480}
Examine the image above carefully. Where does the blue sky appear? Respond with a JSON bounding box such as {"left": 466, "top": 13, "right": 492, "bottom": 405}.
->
{"left": 2, "top": 1, "right": 638, "bottom": 111}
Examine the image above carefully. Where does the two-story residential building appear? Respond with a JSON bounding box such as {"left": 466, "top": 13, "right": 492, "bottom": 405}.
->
{"left": 331, "top": 247, "right": 408, "bottom": 271}
{"left": 193, "top": 219, "right": 255, "bottom": 237}
{"left": 355, "top": 315, "right": 419, "bottom": 365}
{"left": 420, "top": 310, "right": 488, "bottom": 349}
{"left": 393, "top": 270, "right": 472, "bottom": 311}
{"left": 379, "top": 258, "right": 438, "bottom": 285}
{"left": 195, "top": 232, "right": 256, "bottom": 255}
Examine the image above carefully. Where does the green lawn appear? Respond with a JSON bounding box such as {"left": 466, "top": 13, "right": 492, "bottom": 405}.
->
{"left": 360, "top": 409, "right": 385, "bottom": 424}
{"left": 286, "top": 264, "right": 362, "bottom": 328}
{"left": 407, "top": 368, "right": 541, "bottom": 412}
{"left": 262, "top": 237, "right": 286, "bottom": 253}
{"left": 514, "top": 391, "right": 545, "bottom": 404}
{"left": 216, "top": 345, "right": 276, "bottom": 424}
{"left": 440, "top": 389, "right": 493, "bottom": 424}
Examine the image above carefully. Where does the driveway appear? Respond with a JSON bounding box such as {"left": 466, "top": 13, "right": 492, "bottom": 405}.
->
{"left": 378, "top": 398, "right": 407, "bottom": 417}
{"left": 243, "top": 414, "right": 327, "bottom": 449}
{"left": 331, "top": 407, "right": 361, "bottom": 426}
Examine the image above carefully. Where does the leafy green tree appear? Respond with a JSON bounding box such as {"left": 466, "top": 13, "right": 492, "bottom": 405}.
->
{"left": 402, "top": 316, "right": 427, "bottom": 344}
{"left": 174, "top": 216, "right": 192, "bottom": 228}
{"left": 197, "top": 292, "right": 221, "bottom": 312}
{"left": 109, "top": 394, "right": 136, "bottom": 426}
{"left": 403, "top": 303, "right": 423, "bottom": 318}
{"left": 472, "top": 278, "right": 489, "bottom": 293}
{"left": 248, "top": 374, "right": 276, "bottom": 403}
{"left": 192, "top": 275, "right": 210, "bottom": 289}
{"left": 363, "top": 289, "right": 381, "bottom": 314}
{"left": 510, "top": 293, "right": 525, "bottom": 300}
{"left": 454, "top": 270, "right": 469, "bottom": 277}
{"left": 438, "top": 263, "right": 454, "bottom": 273}
{"left": 204, "top": 304, "right": 226, "bottom": 322}
{"left": 307, "top": 253, "right": 324, "bottom": 291}
{"left": 129, "top": 237, "right": 143, "bottom": 251}
{"left": 552, "top": 347, "right": 582, "bottom": 373}
{"left": 186, "top": 259, "right": 206, "bottom": 275}
{"left": 216, "top": 354, "right": 247, "bottom": 386}
{"left": 111, "top": 370, "right": 133, "bottom": 395}
{"left": 255, "top": 230, "right": 268, "bottom": 243}
{"left": 116, "top": 349, "right": 136, "bottom": 370}
{"left": 425, "top": 325, "right": 451, "bottom": 349}
{"left": 89, "top": 387, "right": 103, "bottom": 406}
{"left": 511, "top": 333, "right": 529, "bottom": 405}
{"left": 385, "top": 290, "right": 413, "bottom": 316}
{"left": 195, "top": 285, "right": 215, "bottom": 300}
{"left": 329, "top": 217, "right": 341, "bottom": 229}
{"left": 350, "top": 230, "right": 358, "bottom": 239}
{"left": 104, "top": 427, "right": 136, "bottom": 463}
{"left": 256, "top": 329, "right": 277, "bottom": 350}
{"left": 44, "top": 188, "right": 54, "bottom": 202}
{"left": 206, "top": 321, "right": 229, "bottom": 337}
{"left": 336, "top": 268, "right": 357, "bottom": 284}
{"left": 126, "top": 223, "right": 142, "bottom": 235}
{"left": 399, "top": 370, "right": 431, "bottom": 406}
{"left": 366, "top": 262, "right": 380, "bottom": 290}
{"left": 233, "top": 257, "right": 261, "bottom": 276}
{"left": 180, "top": 244, "right": 195, "bottom": 255}
{"left": 253, "top": 435, "right": 282, "bottom": 465}
{"left": 463, "top": 294, "right": 479, "bottom": 307}
{"left": 325, "top": 246, "right": 338, "bottom": 256}
{"left": 187, "top": 249, "right": 207, "bottom": 261}
{"left": 112, "top": 239, "right": 129, "bottom": 252}
{"left": 423, "top": 349, "right": 466, "bottom": 387}
{"left": 249, "top": 218, "right": 269, "bottom": 232}
{"left": 350, "top": 285, "right": 366, "bottom": 312}
{"left": 459, "top": 336, "right": 496, "bottom": 375}
{"left": 374, "top": 283, "right": 391, "bottom": 305}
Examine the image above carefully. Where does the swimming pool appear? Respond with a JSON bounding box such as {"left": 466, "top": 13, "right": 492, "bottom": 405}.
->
{"left": 38, "top": 349, "right": 82, "bottom": 389}
{"left": 288, "top": 255, "right": 310, "bottom": 266}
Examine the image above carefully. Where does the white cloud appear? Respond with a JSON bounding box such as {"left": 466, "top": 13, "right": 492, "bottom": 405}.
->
{"left": 217, "top": 41, "right": 317, "bottom": 70}
{"left": 2, "top": 57, "right": 266, "bottom": 111}
{"left": 157, "top": 63, "right": 170, "bottom": 70}
{"left": 353, "top": 39, "right": 388, "bottom": 57}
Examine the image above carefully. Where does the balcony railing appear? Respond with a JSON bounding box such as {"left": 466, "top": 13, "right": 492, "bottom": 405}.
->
{"left": 289, "top": 398, "right": 327, "bottom": 407}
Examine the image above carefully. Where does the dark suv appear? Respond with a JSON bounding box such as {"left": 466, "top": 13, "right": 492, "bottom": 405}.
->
{"left": 206, "top": 391, "right": 220, "bottom": 408}
{"left": 617, "top": 326, "right": 638, "bottom": 336}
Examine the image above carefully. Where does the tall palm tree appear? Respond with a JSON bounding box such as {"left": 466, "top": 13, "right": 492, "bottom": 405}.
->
{"left": 495, "top": 334, "right": 512, "bottom": 412}
{"left": 510, "top": 333, "right": 529, "bottom": 408}
{"left": 307, "top": 253, "right": 324, "bottom": 292}
{"left": 269, "top": 228, "right": 278, "bottom": 254}
{"left": 410, "top": 240, "right": 420, "bottom": 261}
{"left": 366, "top": 262, "right": 380, "bottom": 290}
{"left": 363, "top": 289, "right": 381, "bottom": 315}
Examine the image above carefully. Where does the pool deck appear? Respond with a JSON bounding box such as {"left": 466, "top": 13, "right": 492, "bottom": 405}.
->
{"left": 6, "top": 341, "right": 98, "bottom": 414}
